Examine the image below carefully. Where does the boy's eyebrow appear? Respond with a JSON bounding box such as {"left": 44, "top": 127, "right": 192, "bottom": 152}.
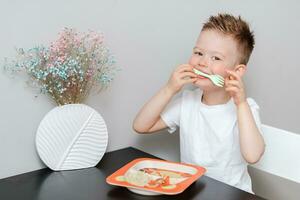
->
{"left": 193, "top": 47, "right": 225, "bottom": 57}
{"left": 193, "top": 47, "right": 200, "bottom": 51}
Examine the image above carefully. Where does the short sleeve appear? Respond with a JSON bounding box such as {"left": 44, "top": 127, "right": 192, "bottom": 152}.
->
{"left": 247, "top": 98, "right": 263, "bottom": 134}
{"left": 160, "top": 96, "right": 181, "bottom": 134}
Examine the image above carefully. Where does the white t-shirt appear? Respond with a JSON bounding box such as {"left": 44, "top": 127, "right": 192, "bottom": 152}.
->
{"left": 160, "top": 88, "right": 263, "bottom": 193}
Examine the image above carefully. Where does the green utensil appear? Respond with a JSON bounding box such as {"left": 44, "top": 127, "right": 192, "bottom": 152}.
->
{"left": 193, "top": 68, "right": 224, "bottom": 87}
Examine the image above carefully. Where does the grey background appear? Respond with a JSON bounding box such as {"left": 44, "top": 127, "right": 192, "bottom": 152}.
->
{"left": 0, "top": 0, "right": 299, "bottom": 199}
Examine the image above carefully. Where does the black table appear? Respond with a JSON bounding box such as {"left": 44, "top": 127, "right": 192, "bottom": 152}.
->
{"left": 0, "top": 147, "right": 265, "bottom": 200}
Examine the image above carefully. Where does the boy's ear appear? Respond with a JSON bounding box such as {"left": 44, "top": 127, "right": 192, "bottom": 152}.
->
{"left": 234, "top": 64, "right": 247, "bottom": 77}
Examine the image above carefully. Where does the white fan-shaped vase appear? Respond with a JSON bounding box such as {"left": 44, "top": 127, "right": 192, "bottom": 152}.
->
{"left": 36, "top": 104, "right": 108, "bottom": 171}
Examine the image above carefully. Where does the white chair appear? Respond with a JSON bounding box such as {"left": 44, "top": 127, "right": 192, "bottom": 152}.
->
{"left": 250, "top": 125, "right": 300, "bottom": 200}
{"left": 252, "top": 124, "right": 300, "bottom": 183}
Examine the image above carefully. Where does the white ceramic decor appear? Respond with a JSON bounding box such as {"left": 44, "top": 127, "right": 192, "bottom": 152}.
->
{"left": 36, "top": 104, "right": 108, "bottom": 171}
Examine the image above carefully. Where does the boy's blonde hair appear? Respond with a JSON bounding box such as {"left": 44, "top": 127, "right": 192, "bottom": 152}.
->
{"left": 202, "top": 13, "right": 255, "bottom": 65}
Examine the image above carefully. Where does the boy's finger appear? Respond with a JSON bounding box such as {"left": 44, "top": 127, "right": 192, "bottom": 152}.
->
{"left": 226, "top": 70, "right": 241, "bottom": 81}
{"left": 178, "top": 65, "right": 194, "bottom": 73}
{"left": 225, "top": 86, "right": 239, "bottom": 93}
{"left": 183, "top": 77, "right": 198, "bottom": 84}
{"left": 225, "top": 80, "right": 240, "bottom": 88}
{"left": 179, "top": 72, "right": 198, "bottom": 79}
{"left": 176, "top": 63, "right": 192, "bottom": 69}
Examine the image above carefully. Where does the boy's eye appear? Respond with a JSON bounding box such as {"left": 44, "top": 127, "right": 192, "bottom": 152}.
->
{"left": 194, "top": 51, "right": 203, "bottom": 56}
{"left": 212, "top": 56, "right": 221, "bottom": 61}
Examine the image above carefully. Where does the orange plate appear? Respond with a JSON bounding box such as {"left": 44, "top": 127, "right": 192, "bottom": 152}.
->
{"left": 106, "top": 158, "right": 206, "bottom": 195}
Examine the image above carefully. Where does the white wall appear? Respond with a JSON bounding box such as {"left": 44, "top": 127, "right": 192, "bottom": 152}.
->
{"left": 1, "top": 1, "right": 300, "bottom": 197}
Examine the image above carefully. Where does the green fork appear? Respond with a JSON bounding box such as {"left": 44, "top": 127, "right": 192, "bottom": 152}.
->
{"left": 193, "top": 68, "right": 224, "bottom": 87}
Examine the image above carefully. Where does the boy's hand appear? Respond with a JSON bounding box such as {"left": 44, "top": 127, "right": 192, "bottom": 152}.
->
{"left": 166, "top": 64, "right": 197, "bottom": 95}
{"left": 225, "top": 69, "right": 247, "bottom": 106}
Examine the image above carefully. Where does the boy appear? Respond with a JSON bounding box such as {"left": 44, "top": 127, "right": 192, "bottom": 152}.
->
{"left": 133, "top": 13, "right": 265, "bottom": 193}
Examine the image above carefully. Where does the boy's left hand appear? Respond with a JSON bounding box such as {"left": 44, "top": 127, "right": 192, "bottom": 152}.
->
{"left": 224, "top": 70, "right": 247, "bottom": 106}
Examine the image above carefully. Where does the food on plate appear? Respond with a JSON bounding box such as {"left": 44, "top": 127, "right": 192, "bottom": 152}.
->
{"left": 116, "top": 167, "right": 192, "bottom": 189}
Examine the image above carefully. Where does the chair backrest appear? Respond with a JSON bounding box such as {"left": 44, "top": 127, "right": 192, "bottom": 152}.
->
{"left": 252, "top": 125, "right": 300, "bottom": 183}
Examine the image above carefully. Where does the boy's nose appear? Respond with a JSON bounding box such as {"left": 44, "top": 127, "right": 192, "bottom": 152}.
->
{"left": 197, "top": 57, "right": 209, "bottom": 68}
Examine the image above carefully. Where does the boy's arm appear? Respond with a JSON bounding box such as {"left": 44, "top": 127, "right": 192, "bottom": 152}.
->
{"left": 225, "top": 69, "right": 265, "bottom": 164}
{"left": 237, "top": 102, "right": 265, "bottom": 164}
{"left": 133, "top": 85, "right": 174, "bottom": 133}
{"left": 133, "top": 64, "right": 197, "bottom": 134}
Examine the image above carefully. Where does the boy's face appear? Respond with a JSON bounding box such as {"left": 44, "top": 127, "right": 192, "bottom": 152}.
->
{"left": 189, "top": 30, "right": 241, "bottom": 90}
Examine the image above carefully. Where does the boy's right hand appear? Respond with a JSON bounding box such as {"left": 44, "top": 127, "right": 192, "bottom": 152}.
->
{"left": 166, "top": 64, "right": 198, "bottom": 94}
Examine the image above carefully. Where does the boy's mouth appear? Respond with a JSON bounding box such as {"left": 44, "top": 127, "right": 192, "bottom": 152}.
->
{"left": 198, "top": 76, "right": 207, "bottom": 79}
